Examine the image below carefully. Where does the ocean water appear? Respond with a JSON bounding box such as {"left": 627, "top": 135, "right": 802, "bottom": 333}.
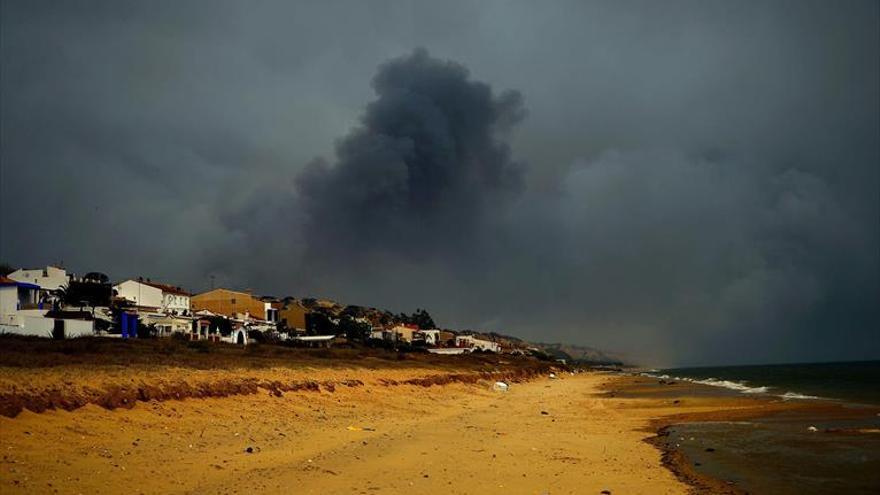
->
{"left": 652, "top": 360, "right": 880, "bottom": 405}
{"left": 648, "top": 361, "right": 880, "bottom": 494}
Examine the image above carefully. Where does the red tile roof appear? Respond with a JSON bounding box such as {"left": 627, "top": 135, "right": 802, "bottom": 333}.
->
{"left": 140, "top": 280, "right": 191, "bottom": 296}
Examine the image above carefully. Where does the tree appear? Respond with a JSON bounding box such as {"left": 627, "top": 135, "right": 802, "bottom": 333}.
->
{"left": 305, "top": 312, "right": 336, "bottom": 336}
{"left": 337, "top": 316, "right": 371, "bottom": 341}
{"left": 404, "top": 308, "right": 436, "bottom": 329}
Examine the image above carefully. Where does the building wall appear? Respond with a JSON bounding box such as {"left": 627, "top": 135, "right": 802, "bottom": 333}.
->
{"left": 0, "top": 286, "right": 18, "bottom": 317}
{"left": 191, "top": 289, "right": 264, "bottom": 319}
{"left": 0, "top": 309, "right": 93, "bottom": 338}
{"left": 279, "top": 302, "right": 308, "bottom": 330}
{"left": 0, "top": 285, "right": 39, "bottom": 314}
{"left": 8, "top": 266, "right": 68, "bottom": 291}
{"left": 455, "top": 335, "right": 501, "bottom": 352}
{"left": 114, "top": 280, "right": 163, "bottom": 308}
{"left": 162, "top": 293, "right": 191, "bottom": 315}
{"left": 392, "top": 324, "right": 419, "bottom": 343}
{"left": 419, "top": 330, "right": 441, "bottom": 345}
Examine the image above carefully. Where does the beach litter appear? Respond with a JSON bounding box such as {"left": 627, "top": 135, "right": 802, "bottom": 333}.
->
{"left": 493, "top": 381, "right": 509, "bottom": 392}
{"left": 549, "top": 373, "right": 557, "bottom": 379}
{"left": 347, "top": 425, "right": 376, "bottom": 432}
{"left": 807, "top": 426, "right": 818, "bottom": 432}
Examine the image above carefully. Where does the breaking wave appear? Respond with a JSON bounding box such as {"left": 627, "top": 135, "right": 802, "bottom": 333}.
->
{"left": 640, "top": 372, "right": 823, "bottom": 400}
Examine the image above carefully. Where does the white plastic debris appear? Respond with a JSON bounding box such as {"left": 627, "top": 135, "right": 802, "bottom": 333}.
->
{"left": 807, "top": 426, "right": 818, "bottom": 432}
{"left": 493, "top": 381, "right": 509, "bottom": 392}
{"left": 549, "top": 373, "right": 557, "bottom": 379}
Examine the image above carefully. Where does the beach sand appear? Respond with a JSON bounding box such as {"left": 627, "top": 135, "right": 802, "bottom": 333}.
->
{"left": 0, "top": 368, "right": 703, "bottom": 495}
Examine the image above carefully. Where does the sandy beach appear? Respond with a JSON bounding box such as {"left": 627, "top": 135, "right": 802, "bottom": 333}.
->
{"left": 4, "top": 350, "right": 871, "bottom": 495}
{"left": 0, "top": 367, "right": 704, "bottom": 495}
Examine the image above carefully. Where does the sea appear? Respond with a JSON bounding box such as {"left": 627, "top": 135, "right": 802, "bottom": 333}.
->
{"left": 646, "top": 361, "right": 880, "bottom": 494}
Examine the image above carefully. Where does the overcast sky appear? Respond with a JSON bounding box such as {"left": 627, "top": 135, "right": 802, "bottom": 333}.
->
{"left": 2, "top": 0, "right": 877, "bottom": 366}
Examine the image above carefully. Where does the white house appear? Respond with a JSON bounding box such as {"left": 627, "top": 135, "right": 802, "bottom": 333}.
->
{"left": 114, "top": 279, "right": 192, "bottom": 315}
{"left": 115, "top": 279, "right": 162, "bottom": 308}
{"left": 114, "top": 279, "right": 193, "bottom": 334}
{"left": 455, "top": 335, "right": 501, "bottom": 353}
{"left": 415, "top": 329, "right": 441, "bottom": 346}
{"left": 0, "top": 276, "right": 40, "bottom": 320}
{"left": 8, "top": 266, "right": 69, "bottom": 292}
{"left": 0, "top": 276, "right": 93, "bottom": 338}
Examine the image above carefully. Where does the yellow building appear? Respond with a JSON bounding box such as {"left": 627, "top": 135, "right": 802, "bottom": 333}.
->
{"left": 279, "top": 300, "right": 308, "bottom": 331}
{"left": 191, "top": 288, "right": 264, "bottom": 319}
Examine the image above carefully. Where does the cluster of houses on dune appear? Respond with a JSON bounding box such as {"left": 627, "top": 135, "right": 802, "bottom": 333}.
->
{"left": 0, "top": 265, "right": 511, "bottom": 354}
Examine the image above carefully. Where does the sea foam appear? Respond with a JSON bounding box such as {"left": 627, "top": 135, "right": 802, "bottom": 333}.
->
{"left": 640, "top": 372, "right": 822, "bottom": 400}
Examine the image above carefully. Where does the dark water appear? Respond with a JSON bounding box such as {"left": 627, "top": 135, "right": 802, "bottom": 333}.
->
{"left": 666, "top": 417, "right": 880, "bottom": 495}
{"left": 651, "top": 361, "right": 880, "bottom": 494}
{"left": 658, "top": 360, "right": 880, "bottom": 405}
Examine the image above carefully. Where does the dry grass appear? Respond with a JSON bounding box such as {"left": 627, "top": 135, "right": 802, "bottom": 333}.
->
{"left": 0, "top": 334, "right": 533, "bottom": 370}
{"left": 0, "top": 335, "right": 559, "bottom": 417}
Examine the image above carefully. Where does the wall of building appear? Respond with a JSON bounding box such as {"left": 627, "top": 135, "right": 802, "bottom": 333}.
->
{"left": 162, "top": 293, "right": 191, "bottom": 315}
{"left": 455, "top": 335, "right": 500, "bottom": 352}
{"left": 279, "top": 302, "right": 308, "bottom": 330}
{"left": 0, "top": 286, "right": 18, "bottom": 317}
{"left": 392, "top": 324, "right": 419, "bottom": 343}
{"left": 191, "top": 289, "right": 264, "bottom": 319}
{"left": 419, "top": 330, "right": 441, "bottom": 345}
{"left": 114, "top": 280, "right": 163, "bottom": 308}
{"left": 8, "top": 266, "right": 68, "bottom": 291}
{"left": 0, "top": 310, "right": 93, "bottom": 338}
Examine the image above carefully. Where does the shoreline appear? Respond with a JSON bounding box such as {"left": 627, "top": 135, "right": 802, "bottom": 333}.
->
{"left": 608, "top": 374, "right": 880, "bottom": 494}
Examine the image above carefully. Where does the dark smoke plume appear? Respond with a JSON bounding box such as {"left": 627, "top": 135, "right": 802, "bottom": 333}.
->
{"left": 297, "top": 49, "right": 526, "bottom": 263}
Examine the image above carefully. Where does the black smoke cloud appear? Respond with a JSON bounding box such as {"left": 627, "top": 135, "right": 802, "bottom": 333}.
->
{"left": 297, "top": 49, "right": 525, "bottom": 264}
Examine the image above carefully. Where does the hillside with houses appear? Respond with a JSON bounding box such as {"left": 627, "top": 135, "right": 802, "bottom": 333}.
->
{"left": 0, "top": 264, "right": 621, "bottom": 364}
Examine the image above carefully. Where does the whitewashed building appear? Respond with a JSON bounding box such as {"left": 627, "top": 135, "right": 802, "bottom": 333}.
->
{"left": 114, "top": 279, "right": 192, "bottom": 334}
{"left": 455, "top": 335, "right": 501, "bottom": 353}
{"left": 415, "top": 329, "right": 441, "bottom": 346}
{"left": 114, "top": 279, "right": 191, "bottom": 315}
{"left": 0, "top": 276, "right": 93, "bottom": 337}
{"left": 7, "top": 266, "right": 69, "bottom": 292}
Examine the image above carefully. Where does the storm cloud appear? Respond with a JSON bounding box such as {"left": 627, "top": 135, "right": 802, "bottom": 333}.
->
{"left": 1, "top": 1, "right": 877, "bottom": 365}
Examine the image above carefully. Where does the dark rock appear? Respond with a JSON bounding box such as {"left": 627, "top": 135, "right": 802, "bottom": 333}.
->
{"left": 705, "top": 447, "right": 715, "bottom": 453}
{"left": 245, "top": 446, "right": 254, "bottom": 453}
{"left": 540, "top": 411, "right": 549, "bottom": 415}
